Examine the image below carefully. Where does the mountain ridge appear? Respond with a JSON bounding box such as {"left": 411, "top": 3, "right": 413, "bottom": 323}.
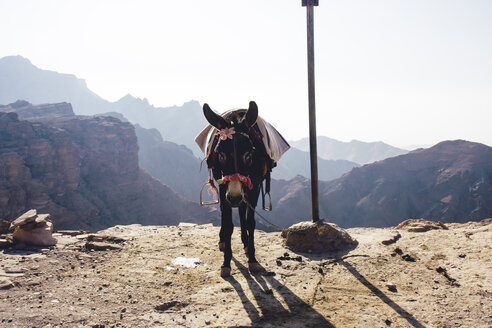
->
{"left": 269, "top": 139, "right": 492, "bottom": 228}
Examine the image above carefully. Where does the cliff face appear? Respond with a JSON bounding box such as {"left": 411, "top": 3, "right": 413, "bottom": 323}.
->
{"left": 0, "top": 102, "right": 217, "bottom": 230}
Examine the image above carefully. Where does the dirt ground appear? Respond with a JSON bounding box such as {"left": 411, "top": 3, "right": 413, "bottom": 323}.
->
{"left": 0, "top": 220, "right": 491, "bottom": 328}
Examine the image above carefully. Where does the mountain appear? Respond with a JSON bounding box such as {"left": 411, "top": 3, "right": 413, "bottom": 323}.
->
{"left": 113, "top": 95, "right": 207, "bottom": 156}
{"left": 269, "top": 140, "right": 492, "bottom": 229}
{"left": 0, "top": 56, "right": 207, "bottom": 155}
{"left": 290, "top": 136, "right": 408, "bottom": 164}
{"left": 0, "top": 101, "right": 217, "bottom": 231}
{"left": 0, "top": 56, "right": 110, "bottom": 116}
{"left": 134, "top": 124, "right": 208, "bottom": 202}
{"left": 272, "top": 147, "right": 358, "bottom": 181}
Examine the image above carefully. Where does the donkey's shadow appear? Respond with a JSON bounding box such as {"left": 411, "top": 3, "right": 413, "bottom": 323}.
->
{"left": 224, "top": 257, "right": 335, "bottom": 327}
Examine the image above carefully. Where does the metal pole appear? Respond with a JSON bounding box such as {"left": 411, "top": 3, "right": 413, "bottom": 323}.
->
{"left": 303, "top": 0, "right": 320, "bottom": 222}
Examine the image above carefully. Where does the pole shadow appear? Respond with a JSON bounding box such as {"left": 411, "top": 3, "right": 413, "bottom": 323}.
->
{"left": 224, "top": 256, "right": 335, "bottom": 327}
{"left": 338, "top": 259, "right": 426, "bottom": 328}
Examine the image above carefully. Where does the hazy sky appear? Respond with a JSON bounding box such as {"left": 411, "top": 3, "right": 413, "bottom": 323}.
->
{"left": 1, "top": 0, "right": 491, "bottom": 148}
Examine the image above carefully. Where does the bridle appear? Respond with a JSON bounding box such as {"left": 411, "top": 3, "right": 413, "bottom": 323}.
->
{"left": 213, "top": 127, "right": 255, "bottom": 191}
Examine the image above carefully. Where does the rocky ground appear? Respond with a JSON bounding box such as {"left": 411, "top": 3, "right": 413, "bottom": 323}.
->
{"left": 0, "top": 219, "right": 491, "bottom": 328}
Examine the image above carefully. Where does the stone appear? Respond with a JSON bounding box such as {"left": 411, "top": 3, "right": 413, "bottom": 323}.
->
{"left": 56, "top": 230, "right": 90, "bottom": 236}
{"left": 178, "top": 223, "right": 198, "bottom": 227}
{"left": 87, "top": 235, "right": 126, "bottom": 244}
{"left": 12, "top": 221, "right": 57, "bottom": 246}
{"left": 85, "top": 242, "right": 123, "bottom": 251}
{"left": 0, "top": 239, "right": 11, "bottom": 248}
{"left": 386, "top": 282, "right": 397, "bottom": 292}
{"left": 16, "top": 214, "right": 52, "bottom": 231}
{"left": 282, "top": 220, "right": 358, "bottom": 253}
{"left": 382, "top": 232, "right": 401, "bottom": 245}
{"left": 397, "top": 219, "right": 448, "bottom": 232}
{"left": 9, "top": 209, "right": 37, "bottom": 229}
{"left": 0, "top": 277, "right": 14, "bottom": 290}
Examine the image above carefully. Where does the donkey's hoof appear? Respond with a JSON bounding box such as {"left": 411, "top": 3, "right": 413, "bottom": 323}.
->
{"left": 218, "top": 242, "right": 225, "bottom": 252}
{"left": 248, "top": 262, "right": 264, "bottom": 273}
{"left": 220, "top": 266, "right": 231, "bottom": 277}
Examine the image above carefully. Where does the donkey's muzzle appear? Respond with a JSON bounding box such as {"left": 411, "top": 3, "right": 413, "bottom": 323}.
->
{"left": 226, "top": 194, "right": 244, "bottom": 207}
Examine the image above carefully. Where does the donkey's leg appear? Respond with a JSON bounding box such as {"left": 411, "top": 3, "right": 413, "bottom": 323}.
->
{"left": 246, "top": 185, "right": 264, "bottom": 272}
{"left": 217, "top": 181, "right": 227, "bottom": 252}
{"left": 246, "top": 206, "right": 262, "bottom": 272}
{"left": 245, "top": 205, "right": 257, "bottom": 263}
{"left": 220, "top": 204, "right": 234, "bottom": 277}
{"left": 239, "top": 204, "right": 248, "bottom": 252}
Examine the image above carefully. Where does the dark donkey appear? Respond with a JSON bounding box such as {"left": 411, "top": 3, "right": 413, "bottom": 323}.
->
{"left": 203, "top": 101, "right": 272, "bottom": 277}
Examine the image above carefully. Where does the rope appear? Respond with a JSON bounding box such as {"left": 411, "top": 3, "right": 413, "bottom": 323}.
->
{"left": 246, "top": 201, "right": 284, "bottom": 231}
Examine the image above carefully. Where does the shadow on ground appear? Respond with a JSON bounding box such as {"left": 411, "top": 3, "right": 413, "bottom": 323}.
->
{"left": 224, "top": 256, "right": 335, "bottom": 327}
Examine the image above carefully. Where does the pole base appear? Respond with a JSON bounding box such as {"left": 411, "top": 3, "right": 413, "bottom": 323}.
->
{"left": 281, "top": 220, "right": 358, "bottom": 253}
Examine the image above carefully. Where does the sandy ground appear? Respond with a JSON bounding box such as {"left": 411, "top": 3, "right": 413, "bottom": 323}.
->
{"left": 0, "top": 220, "right": 491, "bottom": 328}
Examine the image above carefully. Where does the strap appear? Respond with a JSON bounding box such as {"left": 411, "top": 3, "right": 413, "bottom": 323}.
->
{"left": 261, "top": 171, "right": 272, "bottom": 211}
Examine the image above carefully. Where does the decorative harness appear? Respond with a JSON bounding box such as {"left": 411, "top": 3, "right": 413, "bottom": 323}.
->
{"left": 200, "top": 122, "right": 273, "bottom": 210}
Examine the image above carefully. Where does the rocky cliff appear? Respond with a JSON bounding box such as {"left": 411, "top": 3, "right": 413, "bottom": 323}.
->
{"left": 0, "top": 102, "right": 217, "bottom": 230}
{"left": 270, "top": 140, "right": 492, "bottom": 228}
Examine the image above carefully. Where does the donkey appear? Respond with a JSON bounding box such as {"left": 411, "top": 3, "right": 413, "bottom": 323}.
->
{"left": 203, "top": 101, "right": 272, "bottom": 277}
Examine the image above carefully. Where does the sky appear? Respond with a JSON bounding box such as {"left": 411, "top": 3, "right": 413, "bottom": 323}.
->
{"left": 1, "top": 0, "right": 491, "bottom": 149}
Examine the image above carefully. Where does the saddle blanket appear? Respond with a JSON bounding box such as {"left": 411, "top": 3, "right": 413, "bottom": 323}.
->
{"left": 195, "top": 113, "right": 290, "bottom": 163}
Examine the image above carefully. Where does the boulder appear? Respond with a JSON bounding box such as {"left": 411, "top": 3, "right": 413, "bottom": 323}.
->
{"left": 396, "top": 219, "right": 448, "bottom": 232}
{"left": 282, "top": 220, "right": 358, "bottom": 253}
{"left": 12, "top": 221, "right": 57, "bottom": 247}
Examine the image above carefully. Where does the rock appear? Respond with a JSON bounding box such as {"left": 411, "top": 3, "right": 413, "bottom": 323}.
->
{"left": 85, "top": 242, "right": 123, "bottom": 251}
{"left": 396, "top": 219, "right": 448, "bottom": 232}
{"left": 9, "top": 209, "right": 38, "bottom": 230}
{"left": 12, "top": 221, "right": 57, "bottom": 246}
{"left": 0, "top": 219, "right": 9, "bottom": 234}
{"left": 154, "top": 301, "right": 187, "bottom": 312}
{"left": 382, "top": 232, "right": 401, "bottom": 245}
{"left": 56, "top": 230, "right": 90, "bottom": 236}
{"left": 17, "top": 214, "right": 52, "bottom": 231}
{"left": 87, "top": 235, "right": 126, "bottom": 244}
{"left": 178, "top": 223, "right": 198, "bottom": 227}
{"left": 0, "top": 109, "right": 216, "bottom": 232}
{"left": 2, "top": 101, "right": 74, "bottom": 120}
{"left": 0, "top": 277, "right": 14, "bottom": 289}
{"left": 386, "top": 282, "right": 397, "bottom": 292}
{"left": 0, "top": 239, "right": 11, "bottom": 248}
{"left": 282, "top": 220, "right": 358, "bottom": 253}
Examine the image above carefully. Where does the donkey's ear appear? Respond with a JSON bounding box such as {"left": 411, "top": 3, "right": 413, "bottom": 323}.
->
{"left": 244, "top": 101, "right": 258, "bottom": 129}
{"left": 203, "top": 103, "right": 227, "bottom": 129}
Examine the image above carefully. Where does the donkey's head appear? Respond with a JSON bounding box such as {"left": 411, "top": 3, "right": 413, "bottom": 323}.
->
{"left": 204, "top": 101, "right": 259, "bottom": 207}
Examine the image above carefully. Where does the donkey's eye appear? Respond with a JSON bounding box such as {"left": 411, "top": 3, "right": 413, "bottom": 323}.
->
{"left": 218, "top": 152, "right": 227, "bottom": 164}
{"left": 243, "top": 152, "right": 253, "bottom": 166}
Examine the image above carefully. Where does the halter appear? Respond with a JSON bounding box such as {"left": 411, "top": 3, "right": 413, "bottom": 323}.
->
{"left": 213, "top": 127, "right": 254, "bottom": 190}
